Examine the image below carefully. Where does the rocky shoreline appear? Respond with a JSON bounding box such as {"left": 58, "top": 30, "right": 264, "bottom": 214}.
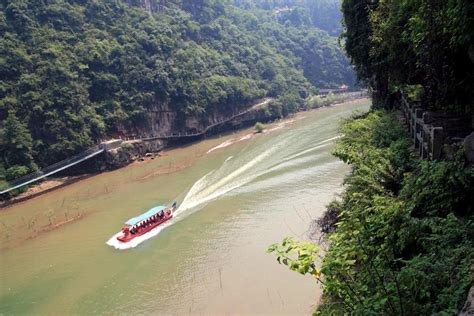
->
{"left": 1, "top": 95, "right": 368, "bottom": 208}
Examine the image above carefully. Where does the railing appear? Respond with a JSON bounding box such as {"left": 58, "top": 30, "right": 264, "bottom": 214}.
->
{"left": 400, "top": 94, "right": 470, "bottom": 160}
{"left": 124, "top": 98, "right": 273, "bottom": 142}
{"left": 0, "top": 99, "right": 272, "bottom": 195}
{"left": 401, "top": 94, "right": 442, "bottom": 160}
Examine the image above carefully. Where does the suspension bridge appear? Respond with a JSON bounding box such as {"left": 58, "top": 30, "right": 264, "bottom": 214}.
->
{"left": 0, "top": 146, "right": 106, "bottom": 195}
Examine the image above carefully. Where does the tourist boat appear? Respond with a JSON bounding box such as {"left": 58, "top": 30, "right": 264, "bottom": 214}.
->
{"left": 117, "top": 202, "right": 177, "bottom": 242}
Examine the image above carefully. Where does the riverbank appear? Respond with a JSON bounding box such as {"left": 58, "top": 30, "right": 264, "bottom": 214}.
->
{"left": 0, "top": 175, "right": 96, "bottom": 208}
{"left": 270, "top": 109, "right": 473, "bottom": 315}
{"left": 0, "top": 98, "right": 370, "bottom": 251}
{"left": 0, "top": 96, "right": 368, "bottom": 209}
{"left": 0, "top": 98, "right": 372, "bottom": 314}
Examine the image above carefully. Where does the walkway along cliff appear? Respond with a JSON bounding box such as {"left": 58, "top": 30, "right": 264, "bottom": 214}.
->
{"left": 0, "top": 98, "right": 274, "bottom": 197}
{"left": 399, "top": 92, "right": 473, "bottom": 163}
{"left": 0, "top": 92, "right": 366, "bottom": 202}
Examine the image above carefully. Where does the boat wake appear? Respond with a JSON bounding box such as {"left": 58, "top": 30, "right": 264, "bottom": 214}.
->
{"left": 106, "top": 133, "right": 341, "bottom": 250}
{"left": 106, "top": 220, "right": 173, "bottom": 250}
{"left": 206, "top": 134, "right": 253, "bottom": 154}
{"left": 206, "top": 118, "right": 301, "bottom": 154}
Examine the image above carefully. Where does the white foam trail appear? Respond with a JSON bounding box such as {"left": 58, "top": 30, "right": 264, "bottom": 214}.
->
{"left": 263, "top": 153, "right": 325, "bottom": 175}
{"left": 106, "top": 134, "right": 341, "bottom": 250}
{"left": 235, "top": 160, "right": 343, "bottom": 194}
{"left": 207, "top": 139, "right": 235, "bottom": 154}
{"left": 206, "top": 133, "right": 254, "bottom": 154}
{"left": 106, "top": 221, "right": 172, "bottom": 250}
{"left": 175, "top": 170, "right": 216, "bottom": 214}
{"left": 284, "top": 135, "right": 341, "bottom": 161}
{"left": 178, "top": 147, "right": 276, "bottom": 212}
{"left": 261, "top": 135, "right": 341, "bottom": 174}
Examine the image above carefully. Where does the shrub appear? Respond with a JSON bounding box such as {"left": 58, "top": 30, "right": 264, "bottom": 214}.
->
{"left": 5, "top": 165, "right": 30, "bottom": 181}
{"left": 269, "top": 110, "right": 473, "bottom": 315}
{"left": 254, "top": 122, "right": 265, "bottom": 133}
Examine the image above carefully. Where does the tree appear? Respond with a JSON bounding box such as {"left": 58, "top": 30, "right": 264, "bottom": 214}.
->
{"left": 341, "top": 0, "right": 474, "bottom": 112}
{"left": 1, "top": 109, "right": 36, "bottom": 172}
{"left": 0, "top": 0, "right": 355, "bottom": 178}
{"left": 254, "top": 122, "right": 265, "bottom": 133}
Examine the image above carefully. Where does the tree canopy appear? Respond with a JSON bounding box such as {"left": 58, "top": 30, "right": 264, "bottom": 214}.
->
{"left": 0, "top": 0, "right": 354, "bottom": 179}
{"left": 341, "top": 0, "right": 474, "bottom": 112}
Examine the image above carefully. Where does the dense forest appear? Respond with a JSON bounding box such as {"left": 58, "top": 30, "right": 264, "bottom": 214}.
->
{"left": 270, "top": 0, "right": 473, "bottom": 314}
{"left": 342, "top": 0, "right": 474, "bottom": 113}
{"left": 233, "top": 0, "right": 343, "bottom": 36}
{"left": 0, "top": 0, "right": 354, "bottom": 184}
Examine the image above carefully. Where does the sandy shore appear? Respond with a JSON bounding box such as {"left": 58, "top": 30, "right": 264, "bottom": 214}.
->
{"left": 0, "top": 174, "right": 94, "bottom": 209}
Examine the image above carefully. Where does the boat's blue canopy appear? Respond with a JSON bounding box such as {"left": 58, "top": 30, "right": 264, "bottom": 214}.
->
{"left": 125, "top": 205, "right": 166, "bottom": 226}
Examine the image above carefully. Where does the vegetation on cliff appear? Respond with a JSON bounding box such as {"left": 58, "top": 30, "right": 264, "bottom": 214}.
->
{"left": 234, "top": 0, "right": 343, "bottom": 36}
{"left": 0, "top": 0, "right": 354, "bottom": 183}
{"left": 269, "top": 111, "right": 473, "bottom": 314}
{"left": 341, "top": 0, "right": 474, "bottom": 112}
{"left": 268, "top": 0, "right": 473, "bottom": 313}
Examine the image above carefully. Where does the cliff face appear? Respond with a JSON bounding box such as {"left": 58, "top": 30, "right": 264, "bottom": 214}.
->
{"left": 102, "top": 100, "right": 272, "bottom": 169}
{"left": 115, "top": 98, "right": 264, "bottom": 140}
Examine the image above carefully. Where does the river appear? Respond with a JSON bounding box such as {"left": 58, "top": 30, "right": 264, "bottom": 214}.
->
{"left": 0, "top": 99, "right": 370, "bottom": 315}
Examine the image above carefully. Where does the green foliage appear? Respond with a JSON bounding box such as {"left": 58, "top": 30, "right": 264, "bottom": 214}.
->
{"left": 267, "top": 237, "right": 322, "bottom": 278}
{"left": 254, "top": 122, "right": 265, "bottom": 133}
{"left": 401, "top": 159, "right": 473, "bottom": 218}
{"left": 234, "top": 0, "right": 343, "bottom": 36}
{"left": 0, "top": 0, "right": 354, "bottom": 175}
{"left": 0, "top": 110, "right": 36, "bottom": 174}
{"left": 401, "top": 84, "right": 424, "bottom": 102}
{"left": 341, "top": 0, "right": 474, "bottom": 111}
{"left": 5, "top": 165, "right": 29, "bottom": 181}
{"left": 267, "top": 88, "right": 306, "bottom": 118}
{"left": 306, "top": 92, "right": 347, "bottom": 109}
{"left": 120, "top": 142, "right": 133, "bottom": 150}
{"left": 269, "top": 111, "right": 473, "bottom": 314}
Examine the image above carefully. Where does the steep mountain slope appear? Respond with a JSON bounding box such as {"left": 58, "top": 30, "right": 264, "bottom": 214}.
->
{"left": 0, "top": 0, "right": 354, "bottom": 180}
{"left": 233, "top": 0, "right": 343, "bottom": 36}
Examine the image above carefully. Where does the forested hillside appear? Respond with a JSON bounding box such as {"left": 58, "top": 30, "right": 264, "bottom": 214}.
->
{"left": 234, "top": 0, "right": 342, "bottom": 36}
{"left": 0, "top": 0, "right": 354, "bottom": 182}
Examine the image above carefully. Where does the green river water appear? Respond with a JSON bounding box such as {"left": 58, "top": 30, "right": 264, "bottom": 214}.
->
{"left": 0, "top": 99, "right": 370, "bottom": 315}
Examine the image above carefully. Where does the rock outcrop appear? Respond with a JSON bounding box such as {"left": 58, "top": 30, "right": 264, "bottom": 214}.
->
{"left": 103, "top": 139, "right": 165, "bottom": 169}
{"left": 459, "top": 286, "right": 474, "bottom": 315}
{"left": 464, "top": 132, "right": 474, "bottom": 164}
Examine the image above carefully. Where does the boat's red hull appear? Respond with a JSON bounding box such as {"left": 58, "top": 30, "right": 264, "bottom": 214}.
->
{"left": 117, "top": 213, "right": 173, "bottom": 242}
